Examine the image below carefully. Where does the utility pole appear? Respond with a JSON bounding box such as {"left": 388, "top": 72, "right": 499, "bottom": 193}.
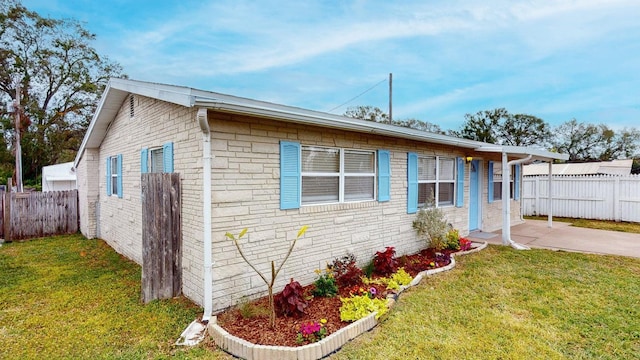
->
{"left": 388, "top": 73, "right": 393, "bottom": 124}
{"left": 14, "top": 83, "right": 23, "bottom": 193}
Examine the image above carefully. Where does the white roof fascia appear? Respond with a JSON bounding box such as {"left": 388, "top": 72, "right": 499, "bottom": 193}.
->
{"left": 474, "top": 145, "right": 569, "bottom": 162}
{"left": 194, "top": 98, "right": 489, "bottom": 150}
{"left": 74, "top": 78, "right": 570, "bottom": 169}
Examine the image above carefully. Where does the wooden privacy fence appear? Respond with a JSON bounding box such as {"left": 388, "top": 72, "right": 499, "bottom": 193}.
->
{"left": 522, "top": 174, "right": 640, "bottom": 222}
{"left": 1, "top": 190, "right": 79, "bottom": 241}
{"left": 141, "top": 173, "right": 182, "bottom": 303}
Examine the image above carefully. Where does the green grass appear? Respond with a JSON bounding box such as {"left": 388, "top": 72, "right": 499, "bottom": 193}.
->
{"left": 525, "top": 215, "right": 640, "bottom": 234}
{"left": 330, "top": 246, "right": 640, "bottom": 359}
{"left": 0, "top": 235, "right": 230, "bottom": 360}
{"left": 3, "top": 234, "right": 640, "bottom": 359}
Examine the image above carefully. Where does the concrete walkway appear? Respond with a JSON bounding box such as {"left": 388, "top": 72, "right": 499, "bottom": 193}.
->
{"left": 467, "top": 219, "right": 640, "bottom": 258}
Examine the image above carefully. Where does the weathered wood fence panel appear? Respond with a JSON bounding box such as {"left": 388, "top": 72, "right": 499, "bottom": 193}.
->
{"left": 522, "top": 174, "right": 640, "bottom": 222}
{"left": 1, "top": 190, "right": 78, "bottom": 241}
{"left": 141, "top": 173, "right": 182, "bottom": 303}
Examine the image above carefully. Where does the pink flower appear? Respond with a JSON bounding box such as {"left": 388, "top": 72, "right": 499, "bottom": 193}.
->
{"left": 369, "top": 287, "right": 377, "bottom": 296}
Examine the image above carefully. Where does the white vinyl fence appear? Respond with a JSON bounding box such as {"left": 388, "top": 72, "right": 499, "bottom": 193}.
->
{"left": 522, "top": 174, "right": 640, "bottom": 223}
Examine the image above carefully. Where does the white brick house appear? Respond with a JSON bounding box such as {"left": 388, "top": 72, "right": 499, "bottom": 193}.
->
{"left": 73, "top": 78, "right": 567, "bottom": 320}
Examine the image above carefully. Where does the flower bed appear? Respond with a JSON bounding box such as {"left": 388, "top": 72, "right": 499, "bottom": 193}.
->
{"left": 210, "top": 240, "right": 487, "bottom": 359}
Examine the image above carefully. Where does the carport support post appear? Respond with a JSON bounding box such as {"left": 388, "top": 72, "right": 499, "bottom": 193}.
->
{"left": 547, "top": 161, "right": 553, "bottom": 228}
{"left": 501, "top": 152, "right": 511, "bottom": 245}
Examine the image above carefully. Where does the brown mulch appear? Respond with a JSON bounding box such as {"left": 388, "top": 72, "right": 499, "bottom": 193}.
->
{"left": 215, "top": 247, "right": 466, "bottom": 347}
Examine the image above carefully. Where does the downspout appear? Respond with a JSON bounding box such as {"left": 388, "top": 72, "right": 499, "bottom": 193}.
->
{"left": 197, "top": 108, "right": 213, "bottom": 323}
{"left": 502, "top": 153, "right": 532, "bottom": 250}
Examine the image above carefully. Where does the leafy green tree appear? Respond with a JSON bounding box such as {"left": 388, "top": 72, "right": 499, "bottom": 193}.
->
{"left": 452, "top": 108, "right": 509, "bottom": 143}
{"left": 344, "top": 105, "right": 388, "bottom": 122}
{"left": 452, "top": 108, "right": 552, "bottom": 148}
{"left": 0, "top": 0, "right": 124, "bottom": 182}
{"left": 344, "top": 106, "right": 444, "bottom": 134}
{"left": 551, "top": 120, "right": 639, "bottom": 161}
{"left": 394, "top": 118, "right": 445, "bottom": 134}
{"left": 595, "top": 126, "right": 640, "bottom": 161}
{"left": 501, "top": 114, "right": 552, "bottom": 147}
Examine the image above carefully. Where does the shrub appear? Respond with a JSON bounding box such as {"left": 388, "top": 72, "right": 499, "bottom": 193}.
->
{"left": 274, "top": 279, "right": 308, "bottom": 317}
{"left": 390, "top": 268, "right": 413, "bottom": 287}
{"left": 312, "top": 266, "right": 338, "bottom": 298}
{"left": 339, "top": 295, "right": 388, "bottom": 322}
{"left": 412, "top": 196, "right": 449, "bottom": 251}
{"left": 445, "top": 229, "right": 461, "bottom": 250}
{"left": 459, "top": 237, "right": 472, "bottom": 251}
{"left": 373, "top": 246, "right": 398, "bottom": 276}
{"left": 331, "top": 253, "right": 364, "bottom": 288}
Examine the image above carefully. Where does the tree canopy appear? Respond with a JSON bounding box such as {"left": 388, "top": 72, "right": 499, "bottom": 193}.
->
{"left": 451, "top": 108, "right": 552, "bottom": 147}
{"left": 0, "top": 0, "right": 124, "bottom": 185}
{"left": 552, "top": 119, "right": 640, "bottom": 161}
{"left": 344, "top": 105, "right": 444, "bottom": 134}
{"left": 345, "top": 105, "right": 638, "bottom": 165}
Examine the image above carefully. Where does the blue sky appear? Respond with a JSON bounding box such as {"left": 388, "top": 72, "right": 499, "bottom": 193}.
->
{"left": 24, "top": 0, "right": 640, "bottom": 131}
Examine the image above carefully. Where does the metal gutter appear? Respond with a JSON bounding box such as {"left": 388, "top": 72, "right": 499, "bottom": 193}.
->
{"left": 193, "top": 99, "right": 489, "bottom": 150}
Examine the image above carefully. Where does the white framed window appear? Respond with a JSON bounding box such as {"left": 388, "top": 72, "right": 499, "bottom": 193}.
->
{"left": 492, "top": 162, "right": 514, "bottom": 201}
{"left": 150, "top": 147, "right": 164, "bottom": 173}
{"left": 106, "top": 154, "right": 122, "bottom": 198}
{"left": 301, "top": 146, "right": 376, "bottom": 205}
{"left": 417, "top": 156, "right": 455, "bottom": 207}
{"left": 110, "top": 156, "right": 118, "bottom": 195}
{"left": 141, "top": 142, "right": 173, "bottom": 174}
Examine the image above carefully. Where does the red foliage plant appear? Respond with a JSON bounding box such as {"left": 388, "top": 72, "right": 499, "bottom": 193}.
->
{"left": 373, "top": 246, "right": 398, "bottom": 276}
{"left": 274, "top": 279, "right": 308, "bottom": 317}
{"left": 331, "top": 253, "right": 364, "bottom": 288}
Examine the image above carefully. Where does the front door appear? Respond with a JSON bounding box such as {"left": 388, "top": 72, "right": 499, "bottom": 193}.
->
{"left": 469, "top": 160, "right": 481, "bottom": 231}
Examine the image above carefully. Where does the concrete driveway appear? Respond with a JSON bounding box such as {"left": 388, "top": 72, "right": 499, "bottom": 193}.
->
{"left": 468, "top": 219, "right": 640, "bottom": 258}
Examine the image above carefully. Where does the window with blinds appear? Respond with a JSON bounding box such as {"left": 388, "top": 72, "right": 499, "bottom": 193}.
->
{"left": 150, "top": 148, "right": 164, "bottom": 173}
{"left": 418, "top": 156, "right": 456, "bottom": 207}
{"left": 492, "top": 161, "right": 514, "bottom": 201}
{"left": 301, "top": 146, "right": 375, "bottom": 205}
{"left": 110, "top": 156, "right": 118, "bottom": 195}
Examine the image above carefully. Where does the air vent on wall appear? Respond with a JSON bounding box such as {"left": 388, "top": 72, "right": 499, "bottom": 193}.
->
{"left": 129, "top": 94, "right": 135, "bottom": 118}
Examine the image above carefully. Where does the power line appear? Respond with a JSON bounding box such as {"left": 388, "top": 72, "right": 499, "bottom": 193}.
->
{"left": 327, "top": 77, "right": 387, "bottom": 113}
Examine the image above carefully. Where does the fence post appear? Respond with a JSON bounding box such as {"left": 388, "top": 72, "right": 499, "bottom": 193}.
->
{"left": 4, "top": 177, "right": 11, "bottom": 242}
{"left": 614, "top": 177, "right": 620, "bottom": 222}
{"left": 533, "top": 177, "right": 539, "bottom": 216}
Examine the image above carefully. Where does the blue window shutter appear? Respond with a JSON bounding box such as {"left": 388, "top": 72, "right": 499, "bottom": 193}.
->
{"left": 514, "top": 164, "right": 521, "bottom": 200}
{"left": 117, "top": 154, "right": 123, "bottom": 198}
{"left": 377, "top": 150, "right": 390, "bottom": 202}
{"left": 280, "top": 141, "right": 301, "bottom": 210}
{"left": 488, "top": 161, "right": 494, "bottom": 203}
{"left": 163, "top": 142, "right": 174, "bottom": 173}
{"left": 456, "top": 157, "right": 464, "bottom": 208}
{"left": 141, "top": 148, "right": 148, "bottom": 173}
{"left": 106, "top": 157, "right": 112, "bottom": 196}
{"left": 407, "top": 152, "right": 418, "bottom": 214}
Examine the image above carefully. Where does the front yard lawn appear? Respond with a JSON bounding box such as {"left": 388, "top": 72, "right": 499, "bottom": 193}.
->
{"left": 330, "top": 246, "right": 640, "bottom": 359}
{"left": 0, "top": 235, "right": 229, "bottom": 360}
{"left": 2, "top": 235, "right": 639, "bottom": 359}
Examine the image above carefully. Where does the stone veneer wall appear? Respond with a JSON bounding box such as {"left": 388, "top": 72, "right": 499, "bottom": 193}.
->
{"left": 88, "top": 94, "right": 205, "bottom": 305}
{"left": 77, "top": 148, "right": 99, "bottom": 238}
{"left": 207, "top": 112, "right": 521, "bottom": 312}
{"left": 77, "top": 95, "right": 522, "bottom": 312}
